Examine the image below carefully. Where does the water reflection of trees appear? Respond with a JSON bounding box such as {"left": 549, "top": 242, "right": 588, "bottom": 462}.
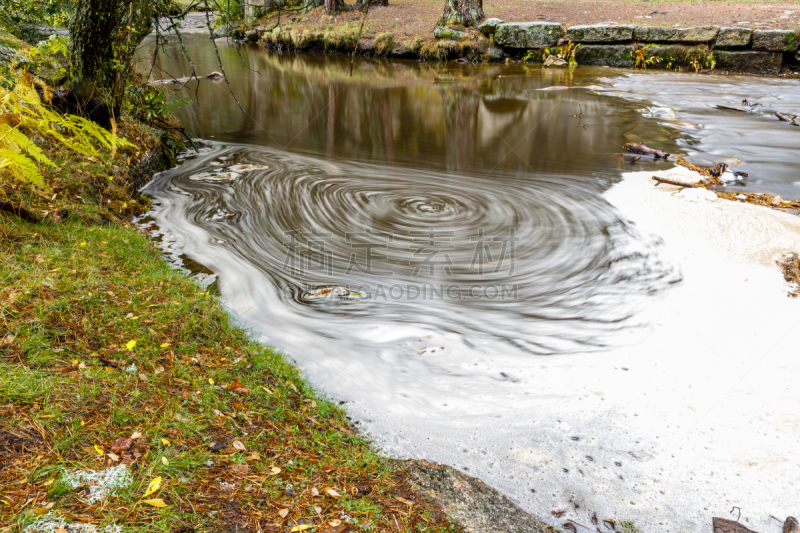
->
{"left": 154, "top": 39, "right": 665, "bottom": 178}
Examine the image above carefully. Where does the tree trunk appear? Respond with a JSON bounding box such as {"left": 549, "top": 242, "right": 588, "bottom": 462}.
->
{"left": 438, "top": 0, "right": 483, "bottom": 27}
{"left": 324, "top": 0, "right": 344, "bottom": 15}
{"left": 69, "top": 0, "right": 153, "bottom": 108}
{"left": 69, "top": 0, "right": 120, "bottom": 102}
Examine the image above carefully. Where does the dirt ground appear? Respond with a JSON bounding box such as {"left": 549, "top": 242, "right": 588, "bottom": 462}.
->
{"left": 290, "top": 0, "right": 800, "bottom": 36}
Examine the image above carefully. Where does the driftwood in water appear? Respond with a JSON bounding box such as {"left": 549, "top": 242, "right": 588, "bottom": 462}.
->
{"left": 623, "top": 142, "right": 669, "bottom": 159}
{"left": 0, "top": 201, "right": 41, "bottom": 223}
{"left": 775, "top": 111, "right": 799, "bottom": 126}
{"left": 652, "top": 176, "right": 697, "bottom": 188}
{"left": 716, "top": 105, "right": 750, "bottom": 113}
{"left": 676, "top": 159, "right": 726, "bottom": 185}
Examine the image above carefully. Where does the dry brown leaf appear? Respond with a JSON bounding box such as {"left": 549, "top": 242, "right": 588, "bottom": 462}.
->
{"left": 326, "top": 489, "right": 341, "bottom": 498}
{"left": 278, "top": 508, "right": 289, "bottom": 518}
{"left": 395, "top": 496, "right": 414, "bottom": 506}
{"left": 232, "top": 440, "right": 246, "bottom": 451}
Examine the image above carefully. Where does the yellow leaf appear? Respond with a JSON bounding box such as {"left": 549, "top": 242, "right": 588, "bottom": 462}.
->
{"left": 80, "top": 242, "right": 87, "bottom": 247}
{"left": 126, "top": 340, "right": 136, "bottom": 351}
{"left": 160, "top": 343, "right": 172, "bottom": 348}
{"left": 208, "top": 378, "right": 214, "bottom": 385}
{"left": 290, "top": 526, "right": 312, "bottom": 532}
{"left": 143, "top": 477, "right": 162, "bottom": 497}
{"left": 142, "top": 498, "right": 168, "bottom": 508}
{"left": 161, "top": 438, "right": 171, "bottom": 447}
{"left": 94, "top": 445, "right": 104, "bottom": 455}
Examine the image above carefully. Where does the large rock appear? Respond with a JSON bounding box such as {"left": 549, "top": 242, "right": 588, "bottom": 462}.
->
{"left": 565, "top": 24, "right": 634, "bottom": 43}
{"left": 715, "top": 50, "right": 783, "bottom": 74}
{"left": 401, "top": 459, "right": 550, "bottom": 533}
{"left": 478, "top": 18, "right": 504, "bottom": 36}
{"left": 634, "top": 25, "right": 719, "bottom": 43}
{"left": 494, "top": 22, "right": 564, "bottom": 48}
{"left": 543, "top": 55, "right": 568, "bottom": 68}
{"left": 575, "top": 44, "right": 636, "bottom": 67}
{"left": 752, "top": 29, "right": 799, "bottom": 52}
{"left": 715, "top": 27, "right": 752, "bottom": 48}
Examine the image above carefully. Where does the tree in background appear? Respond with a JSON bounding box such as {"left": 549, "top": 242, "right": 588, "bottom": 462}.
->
{"left": 68, "top": 0, "right": 153, "bottom": 109}
{"left": 438, "top": 0, "right": 483, "bottom": 27}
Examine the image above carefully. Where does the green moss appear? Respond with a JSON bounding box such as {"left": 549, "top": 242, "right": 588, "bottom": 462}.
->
{"left": 373, "top": 32, "right": 395, "bottom": 55}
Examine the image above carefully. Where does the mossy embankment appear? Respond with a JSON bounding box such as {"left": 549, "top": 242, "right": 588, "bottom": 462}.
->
{"left": 0, "top": 34, "right": 460, "bottom": 533}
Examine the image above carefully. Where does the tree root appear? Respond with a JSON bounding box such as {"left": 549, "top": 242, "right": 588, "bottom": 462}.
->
{"left": 0, "top": 201, "right": 41, "bottom": 223}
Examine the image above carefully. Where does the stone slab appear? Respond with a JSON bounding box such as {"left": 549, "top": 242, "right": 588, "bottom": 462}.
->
{"left": 478, "top": 18, "right": 504, "bottom": 36}
{"left": 575, "top": 44, "right": 636, "bottom": 68}
{"left": 715, "top": 50, "right": 783, "bottom": 74}
{"left": 494, "top": 22, "right": 564, "bottom": 48}
{"left": 752, "top": 29, "right": 799, "bottom": 52}
{"left": 715, "top": 27, "right": 752, "bottom": 48}
{"left": 566, "top": 24, "right": 634, "bottom": 43}
{"left": 634, "top": 25, "right": 719, "bottom": 43}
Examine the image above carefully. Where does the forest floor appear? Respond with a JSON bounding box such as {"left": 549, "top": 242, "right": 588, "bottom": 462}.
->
{"left": 252, "top": 0, "right": 800, "bottom": 43}
{"left": 0, "top": 33, "right": 459, "bottom": 533}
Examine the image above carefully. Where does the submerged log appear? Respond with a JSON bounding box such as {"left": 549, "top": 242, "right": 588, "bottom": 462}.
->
{"left": 623, "top": 142, "right": 670, "bottom": 159}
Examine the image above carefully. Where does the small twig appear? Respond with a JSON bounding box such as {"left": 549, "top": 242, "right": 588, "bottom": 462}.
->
{"left": 652, "top": 176, "right": 697, "bottom": 188}
{"left": 731, "top": 506, "right": 741, "bottom": 523}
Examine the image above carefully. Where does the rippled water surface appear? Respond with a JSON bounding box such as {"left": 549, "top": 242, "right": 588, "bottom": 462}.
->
{"left": 141, "top": 37, "right": 800, "bottom": 532}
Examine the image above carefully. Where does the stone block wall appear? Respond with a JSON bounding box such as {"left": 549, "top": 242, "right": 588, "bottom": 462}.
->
{"left": 477, "top": 20, "right": 799, "bottom": 75}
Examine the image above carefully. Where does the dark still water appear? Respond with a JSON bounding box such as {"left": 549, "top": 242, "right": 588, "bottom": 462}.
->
{"left": 139, "top": 36, "right": 800, "bottom": 532}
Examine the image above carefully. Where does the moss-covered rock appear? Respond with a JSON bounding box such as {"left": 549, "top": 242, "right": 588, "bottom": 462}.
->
{"left": 642, "top": 44, "right": 714, "bottom": 70}
{"left": 477, "top": 18, "right": 504, "bottom": 36}
{"left": 494, "top": 22, "right": 563, "bottom": 48}
{"left": 715, "top": 27, "right": 752, "bottom": 48}
{"left": 752, "top": 30, "right": 799, "bottom": 52}
{"left": 565, "top": 24, "right": 634, "bottom": 43}
{"left": 434, "top": 27, "right": 466, "bottom": 40}
{"left": 715, "top": 50, "right": 783, "bottom": 74}
{"left": 575, "top": 44, "right": 636, "bottom": 67}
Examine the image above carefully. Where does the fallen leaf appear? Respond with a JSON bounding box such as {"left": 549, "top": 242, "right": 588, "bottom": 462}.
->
{"left": 143, "top": 477, "right": 162, "bottom": 497}
{"left": 161, "top": 438, "right": 171, "bottom": 447}
{"left": 126, "top": 340, "right": 136, "bottom": 351}
{"left": 142, "top": 498, "right": 168, "bottom": 508}
{"left": 125, "top": 312, "right": 134, "bottom": 319}
{"left": 139, "top": 373, "right": 148, "bottom": 382}
{"left": 229, "top": 464, "right": 248, "bottom": 475}
{"left": 55, "top": 529, "right": 67, "bottom": 533}
{"left": 288, "top": 382, "right": 298, "bottom": 392}
{"left": 232, "top": 440, "right": 246, "bottom": 451}
{"left": 314, "top": 506, "right": 322, "bottom": 514}
{"left": 161, "top": 457, "right": 169, "bottom": 466}
{"left": 208, "top": 378, "right": 215, "bottom": 386}
{"left": 311, "top": 487, "right": 319, "bottom": 496}
{"left": 247, "top": 451, "right": 260, "bottom": 461}
{"left": 130, "top": 431, "right": 143, "bottom": 439}
{"left": 230, "top": 380, "right": 250, "bottom": 395}
{"left": 278, "top": 509, "right": 289, "bottom": 518}
{"left": 94, "top": 445, "right": 104, "bottom": 455}
{"left": 154, "top": 366, "right": 165, "bottom": 375}
{"left": 269, "top": 467, "right": 281, "bottom": 475}
{"left": 395, "top": 496, "right": 414, "bottom": 506}
{"left": 326, "top": 489, "right": 340, "bottom": 498}
{"left": 290, "top": 526, "right": 312, "bottom": 532}
{"left": 160, "top": 343, "right": 172, "bottom": 348}
{"left": 329, "top": 520, "right": 342, "bottom": 527}
{"left": 108, "top": 452, "right": 120, "bottom": 462}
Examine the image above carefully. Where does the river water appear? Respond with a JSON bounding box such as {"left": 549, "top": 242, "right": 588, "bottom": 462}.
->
{"left": 140, "top": 36, "right": 800, "bottom": 533}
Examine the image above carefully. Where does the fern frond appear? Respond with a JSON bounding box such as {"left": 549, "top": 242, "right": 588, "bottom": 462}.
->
{"left": 0, "top": 148, "right": 46, "bottom": 187}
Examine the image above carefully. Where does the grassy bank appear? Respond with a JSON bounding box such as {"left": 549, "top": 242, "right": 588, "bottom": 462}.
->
{"left": 0, "top": 36, "right": 458, "bottom": 533}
